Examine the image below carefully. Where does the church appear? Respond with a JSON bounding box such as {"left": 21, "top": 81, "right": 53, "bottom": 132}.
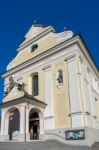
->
{"left": 0, "top": 23, "right": 99, "bottom": 146}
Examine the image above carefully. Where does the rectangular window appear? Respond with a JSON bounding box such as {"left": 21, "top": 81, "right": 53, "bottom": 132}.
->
{"left": 32, "top": 75, "right": 38, "bottom": 96}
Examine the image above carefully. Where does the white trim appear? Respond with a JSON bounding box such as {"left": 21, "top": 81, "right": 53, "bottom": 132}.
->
{"left": 3, "top": 36, "right": 99, "bottom": 78}
{"left": 4, "top": 47, "right": 78, "bottom": 80}
{"left": 17, "top": 26, "right": 55, "bottom": 51}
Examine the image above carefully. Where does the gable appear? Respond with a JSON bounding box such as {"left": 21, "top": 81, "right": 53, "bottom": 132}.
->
{"left": 7, "top": 25, "right": 73, "bottom": 71}
{"left": 20, "top": 24, "right": 53, "bottom": 47}
{"left": 3, "top": 86, "right": 24, "bottom": 103}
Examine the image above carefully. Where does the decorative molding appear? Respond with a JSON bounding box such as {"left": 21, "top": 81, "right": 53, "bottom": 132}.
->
{"left": 44, "top": 116, "right": 54, "bottom": 119}
{"left": 42, "top": 65, "right": 51, "bottom": 70}
{"left": 77, "top": 39, "right": 99, "bottom": 77}
{"left": 68, "top": 111, "right": 83, "bottom": 116}
{"left": 50, "top": 30, "right": 73, "bottom": 42}
{"left": 76, "top": 72, "right": 82, "bottom": 76}
{"left": 84, "top": 112, "right": 91, "bottom": 115}
{"left": 25, "top": 27, "right": 39, "bottom": 39}
{"left": 17, "top": 26, "right": 55, "bottom": 51}
{"left": 7, "top": 30, "right": 73, "bottom": 71}
{"left": 17, "top": 77, "right": 23, "bottom": 82}
{"left": 6, "top": 52, "right": 71, "bottom": 79}
{"left": 7, "top": 62, "right": 16, "bottom": 71}
{"left": 2, "top": 35, "right": 99, "bottom": 78}
{"left": 3, "top": 38, "right": 78, "bottom": 77}
{"left": 65, "top": 53, "right": 76, "bottom": 62}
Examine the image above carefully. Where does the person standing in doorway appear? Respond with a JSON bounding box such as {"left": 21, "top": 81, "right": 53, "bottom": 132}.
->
{"left": 30, "top": 126, "right": 33, "bottom": 140}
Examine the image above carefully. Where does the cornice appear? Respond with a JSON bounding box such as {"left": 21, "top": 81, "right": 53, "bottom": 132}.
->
{"left": 17, "top": 26, "right": 55, "bottom": 51}
{"left": 76, "top": 36, "right": 99, "bottom": 77}
{"left": 2, "top": 36, "right": 78, "bottom": 77}
{"left": 0, "top": 97, "right": 46, "bottom": 108}
{"left": 2, "top": 35, "right": 99, "bottom": 78}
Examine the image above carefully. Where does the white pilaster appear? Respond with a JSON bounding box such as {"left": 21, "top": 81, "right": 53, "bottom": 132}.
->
{"left": 4, "top": 113, "right": 9, "bottom": 135}
{"left": 80, "top": 60, "right": 92, "bottom": 127}
{"left": 43, "top": 66, "right": 54, "bottom": 130}
{"left": 26, "top": 106, "right": 29, "bottom": 134}
{"left": 1, "top": 109, "right": 6, "bottom": 135}
{"left": 39, "top": 113, "right": 44, "bottom": 134}
{"left": 68, "top": 58, "right": 81, "bottom": 112}
{"left": 67, "top": 57, "right": 83, "bottom": 128}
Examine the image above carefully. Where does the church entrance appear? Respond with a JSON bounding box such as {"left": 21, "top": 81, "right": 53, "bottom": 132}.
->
{"left": 8, "top": 108, "right": 20, "bottom": 140}
{"left": 29, "top": 109, "right": 40, "bottom": 140}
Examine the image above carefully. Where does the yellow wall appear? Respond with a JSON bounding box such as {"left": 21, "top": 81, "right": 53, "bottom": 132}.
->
{"left": 26, "top": 70, "right": 45, "bottom": 102}
{"left": 26, "top": 59, "right": 71, "bottom": 129}
{"left": 12, "top": 36, "right": 58, "bottom": 67}
{"left": 52, "top": 60, "right": 71, "bottom": 128}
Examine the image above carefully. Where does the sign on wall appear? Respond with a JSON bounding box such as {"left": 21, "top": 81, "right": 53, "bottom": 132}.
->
{"left": 65, "top": 129, "right": 85, "bottom": 140}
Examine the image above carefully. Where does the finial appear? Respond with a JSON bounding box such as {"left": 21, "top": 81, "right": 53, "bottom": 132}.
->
{"left": 33, "top": 20, "right": 37, "bottom": 23}
{"left": 33, "top": 18, "right": 37, "bottom": 24}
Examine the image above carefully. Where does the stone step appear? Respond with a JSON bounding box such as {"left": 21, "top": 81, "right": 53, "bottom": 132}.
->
{"left": 0, "top": 140, "right": 89, "bottom": 150}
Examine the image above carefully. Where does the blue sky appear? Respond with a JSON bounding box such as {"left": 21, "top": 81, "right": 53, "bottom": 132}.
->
{"left": 0, "top": 0, "right": 99, "bottom": 101}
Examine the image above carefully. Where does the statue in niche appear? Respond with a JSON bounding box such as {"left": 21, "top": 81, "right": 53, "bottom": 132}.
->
{"left": 56, "top": 69, "right": 63, "bottom": 85}
{"left": 4, "top": 77, "right": 25, "bottom": 97}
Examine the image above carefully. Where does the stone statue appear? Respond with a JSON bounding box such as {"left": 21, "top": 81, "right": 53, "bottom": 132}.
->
{"left": 4, "top": 77, "right": 25, "bottom": 97}
{"left": 57, "top": 70, "right": 63, "bottom": 84}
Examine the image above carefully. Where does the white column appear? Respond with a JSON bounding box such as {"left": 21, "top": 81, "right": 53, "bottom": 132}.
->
{"left": 20, "top": 104, "right": 27, "bottom": 134}
{"left": 26, "top": 106, "right": 29, "bottom": 134}
{"left": 1, "top": 109, "right": 6, "bottom": 135}
{"left": 4, "top": 114, "right": 9, "bottom": 135}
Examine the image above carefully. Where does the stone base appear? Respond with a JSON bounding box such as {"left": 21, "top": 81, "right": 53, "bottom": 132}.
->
{"left": 17, "top": 133, "right": 30, "bottom": 142}
{"left": 0, "top": 133, "right": 30, "bottom": 142}
{"left": 0, "top": 134, "right": 9, "bottom": 141}
{"left": 39, "top": 133, "right": 44, "bottom": 140}
{"left": 18, "top": 133, "right": 44, "bottom": 141}
{"left": 0, "top": 132, "right": 44, "bottom": 142}
{"left": 1, "top": 127, "right": 99, "bottom": 146}
{"left": 44, "top": 127, "right": 99, "bottom": 146}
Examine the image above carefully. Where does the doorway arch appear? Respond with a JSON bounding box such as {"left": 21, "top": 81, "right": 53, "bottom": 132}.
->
{"left": 29, "top": 108, "right": 40, "bottom": 140}
{"left": 7, "top": 108, "right": 20, "bottom": 140}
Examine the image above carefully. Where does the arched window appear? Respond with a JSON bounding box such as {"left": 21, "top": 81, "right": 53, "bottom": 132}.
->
{"left": 32, "top": 74, "right": 38, "bottom": 96}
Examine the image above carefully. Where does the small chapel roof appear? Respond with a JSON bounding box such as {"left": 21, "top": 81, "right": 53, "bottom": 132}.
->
{"left": 0, "top": 92, "right": 47, "bottom": 109}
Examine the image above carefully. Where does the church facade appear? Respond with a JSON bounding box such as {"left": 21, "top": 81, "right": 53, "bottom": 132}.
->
{"left": 0, "top": 24, "right": 99, "bottom": 146}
